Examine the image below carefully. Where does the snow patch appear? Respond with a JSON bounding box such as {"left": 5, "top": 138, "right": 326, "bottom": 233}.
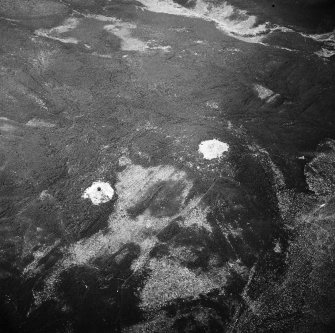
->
{"left": 51, "top": 17, "right": 79, "bottom": 34}
{"left": 302, "top": 29, "right": 335, "bottom": 59}
{"left": 139, "top": 0, "right": 271, "bottom": 43}
{"left": 198, "top": 139, "right": 229, "bottom": 160}
{"left": 35, "top": 32, "right": 79, "bottom": 44}
{"left": 82, "top": 181, "right": 115, "bottom": 205}
{"left": 104, "top": 22, "right": 147, "bottom": 51}
{"left": 254, "top": 84, "right": 273, "bottom": 100}
{"left": 35, "top": 17, "right": 80, "bottom": 45}
{"left": 85, "top": 14, "right": 116, "bottom": 22}
{"left": 254, "top": 84, "right": 279, "bottom": 103}
{"left": 315, "top": 48, "right": 335, "bottom": 59}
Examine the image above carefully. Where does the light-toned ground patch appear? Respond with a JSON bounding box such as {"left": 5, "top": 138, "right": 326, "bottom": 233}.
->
{"left": 131, "top": 237, "right": 157, "bottom": 272}
{"left": 0, "top": 123, "right": 16, "bottom": 132}
{"left": 182, "top": 205, "right": 212, "bottom": 232}
{"left": 29, "top": 47, "right": 57, "bottom": 73}
{"left": 118, "top": 155, "right": 132, "bottom": 167}
{"left": 69, "top": 167, "right": 191, "bottom": 263}
{"left": 26, "top": 118, "right": 55, "bottom": 128}
{"left": 140, "top": 257, "right": 227, "bottom": 310}
{"left": 169, "top": 246, "right": 199, "bottom": 264}
{"left": 28, "top": 93, "right": 48, "bottom": 111}
{"left": 274, "top": 241, "right": 282, "bottom": 253}
{"left": 0, "top": 117, "right": 18, "bottom": 133}
{"left": 39, "top": 190, "right": 54, "bottom": 201}
{"left": 28, "top": 161, "right": 202, "bottom": 305}
{"left": 206, "top": 101, "right": 219, "bottom": 109}
{"left": 146, "top": 40, "right": 172, "bottom": 52}
{"left": 115, "top": 163, "right": 192, "bottom": 210}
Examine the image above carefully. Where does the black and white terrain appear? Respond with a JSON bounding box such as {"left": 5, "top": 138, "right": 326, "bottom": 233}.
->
{"left": 0, "top": 0, "right": 335, "bottom": 332}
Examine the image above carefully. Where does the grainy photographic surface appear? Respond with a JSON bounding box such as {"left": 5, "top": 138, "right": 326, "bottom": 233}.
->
{"left": 0, "top": 1, "right": 335, "bottom": 332}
